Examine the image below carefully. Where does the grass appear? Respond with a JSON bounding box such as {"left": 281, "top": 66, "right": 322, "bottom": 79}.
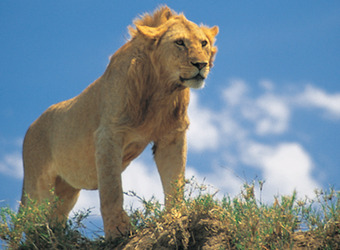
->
{"left": 0, "top": 178, "right": 339, "bottom": 249}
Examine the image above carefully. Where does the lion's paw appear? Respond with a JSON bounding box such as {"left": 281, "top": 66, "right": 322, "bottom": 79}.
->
{"left": 104, "top": 210, "right": 131, "bottom": 239}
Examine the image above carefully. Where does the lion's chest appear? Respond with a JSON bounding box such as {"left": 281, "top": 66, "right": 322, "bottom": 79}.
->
{"left": 122, "top": 140, "right": 148, "bottom": 169}
{"left": 136, "top": 107, "right": 188, "bottom": 141}
{"left": 120, "top": 116, "right": 185, "bottom": 169}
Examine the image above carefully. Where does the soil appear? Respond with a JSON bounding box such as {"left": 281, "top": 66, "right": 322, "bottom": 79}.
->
{"left": 119, "top": 216, "right": 233, "bottom": 249}
{"left": 111, "top": 216, "right": 339, "bottom": 250}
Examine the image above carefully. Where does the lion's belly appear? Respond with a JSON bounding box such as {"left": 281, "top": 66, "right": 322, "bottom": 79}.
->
{"left": 54, "top": 148, "right": 98, "bottom": 190}
{"left": 53, "top": 138, "right": 149, "bottom": 190}
{"left": 52, "top": 133, "right": 99, "bottom": 190}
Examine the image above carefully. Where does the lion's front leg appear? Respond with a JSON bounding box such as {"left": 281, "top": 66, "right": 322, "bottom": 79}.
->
{"left": 95, "top": 128, "right": 130, "bottom": 239}
{"left": 154, "top": 131, "right": 187, "bottom": 208}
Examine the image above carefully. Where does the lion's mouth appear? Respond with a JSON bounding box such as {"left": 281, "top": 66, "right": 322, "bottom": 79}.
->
{"left": 180, "top": 74, "right": 205, "bottom": 82}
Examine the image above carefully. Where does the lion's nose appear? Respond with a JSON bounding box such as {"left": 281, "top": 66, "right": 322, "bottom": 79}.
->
{"left": 191, "top": 62, "right": 207, "bottom": 70}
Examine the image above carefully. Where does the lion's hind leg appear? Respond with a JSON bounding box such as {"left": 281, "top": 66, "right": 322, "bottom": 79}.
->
{"left": 21, "top": 125, "right": 78, "bottom": 224}
{"left": 21, "top": 151, "right": 56, "bottom": 208}
{"left": 21, "top": 173, "right": 80, "bottom": 225}
{"left": 21, "top": 121, "right": 55, "bottom": 207}
{"left": 54, "top": 176, "right": 80, "bottom": 222}
{"left": 20, "top": 160, "right": 61, "bottom": 226}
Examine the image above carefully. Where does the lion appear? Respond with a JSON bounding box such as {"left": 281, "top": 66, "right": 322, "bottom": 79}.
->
{"left": 21, "top": 6, "right": 218, "bottom": 239}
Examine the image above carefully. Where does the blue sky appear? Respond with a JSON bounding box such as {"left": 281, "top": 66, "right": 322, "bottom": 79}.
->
{"left": 1, "top": 0, "right": 339, "bottom": 229}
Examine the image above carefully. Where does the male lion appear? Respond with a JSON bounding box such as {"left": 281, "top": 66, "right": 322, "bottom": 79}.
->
{"left": 21, "top": 6, "right": 218, "bottom": 238}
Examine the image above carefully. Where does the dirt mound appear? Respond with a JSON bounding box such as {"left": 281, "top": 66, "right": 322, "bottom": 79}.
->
{"left": 113, "top": 216, "right": 339, "bottom": 249}
{"left": 119, "top": 215, "right": 232, "bottom": 249}
{"left": 292, "top": 222, "right": 340, "bottom": 249}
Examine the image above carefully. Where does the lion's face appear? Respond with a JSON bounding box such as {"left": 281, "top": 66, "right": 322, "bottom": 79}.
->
{"left": 137, "top": 16, "right": 218, "bottom": 89}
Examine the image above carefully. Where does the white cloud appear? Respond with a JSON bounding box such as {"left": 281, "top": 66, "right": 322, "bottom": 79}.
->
{"left": 297, "top": 85, "right": 340, "bottom": 118}
{"left": 189, "top": 79, "right": 325, "bottom": 200}
{"left": 218, "top": 111, "right": 248, "bottom": 146}
{"left": 223, "top": 79, "right": 248, "bottom": 106}
{"left": 185, "top": 166, "right": 243, "bottom": 199}
{"left": 0, "top": 152, "right": 23, "bottom": 179}
{"left": 186, "top": 79, "right": 327, "bottom": 202}
{"left": 242, "top": 142, "right": 320, "bottom": 201}
{"left": 187, "top": 92, "right": 220, "bottom": 152}
{"left": 259, "top": 79, "right": 275, "bottom": 91}
{"left": 222, "top": 80, "right": 290, "bottom": 136}
{"left": 239, "top": 94, "right": 290, "bottom": 136}
{"left": 72, "top": 190, "right": 101, "bottom": 216}
{"left": 122, "top": 159, "right": 164, "bottom": 209}
{"left": 252, "top": 95, "right": 290, "bottom": 135}
{"left": 203, "top": 168, "right": 244, "bottom": 198}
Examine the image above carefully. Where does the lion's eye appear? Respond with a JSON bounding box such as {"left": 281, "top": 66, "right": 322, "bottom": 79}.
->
{"left": 201, "top": 40, "right": 208, "bottom": 47}
{"left": 175, "top": 39, "right": 185, "bottom": 46}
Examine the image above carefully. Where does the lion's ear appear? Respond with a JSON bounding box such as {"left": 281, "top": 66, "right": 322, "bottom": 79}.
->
{"left": 159, "top": 6, "right": 173, "bottom": 23}
{"left": 136, "top": 25, "right": 166, "bottom": 39}
{"left": 201, "top": 25, "right": 219, "bottom": 43}
{"left": 209, "top": 26, "right": 219, "bottom": 37}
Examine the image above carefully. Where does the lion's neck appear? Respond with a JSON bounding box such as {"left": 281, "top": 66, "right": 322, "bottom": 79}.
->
{"left": 127, "top": 73, "right": 190, "bottom": 136}
{"left": 102, "top": 39, "right": 190, "bottom": 138}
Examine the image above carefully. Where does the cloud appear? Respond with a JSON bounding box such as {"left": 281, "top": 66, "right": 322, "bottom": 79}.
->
{"left": 259, "top": 79, "right": 275, "bottom": 91}
{"left": 223, "top": 79, "right": 248, "bottom": 106}
{"left": 251, "top": 94, "right": 290, "bottom": 135}
{"left": 187, "top": 92, "right": 220, "bottom": 152}
{"left": 122, "top": 159, "right": 164, "bottom": 209}
{"left": 0, "top": 152, "right": 23, "bottom": 179}
{"left": 185, "top": 166, "right": 243, "bottom": 199}
{"left": 297, "top": 85, "right": 340, "bottom": 118}
{"left": 190, "top": 79, "right": 324, "bottom": 200}
{"left": 241, "top": 142, "right": 320, "bottom": 201}
{"left": 72, "top": 190, "right": 101, "bottom": 216}
{"left": 222, "top": 79, "right": 290, "bottom": 136}
{"left": 239, "top": 93, "right": 290, "bottom": 136}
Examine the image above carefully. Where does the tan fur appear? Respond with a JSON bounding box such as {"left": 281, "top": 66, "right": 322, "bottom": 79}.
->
{"left": 21, "top": 6, "right": 218, "bottom": 238}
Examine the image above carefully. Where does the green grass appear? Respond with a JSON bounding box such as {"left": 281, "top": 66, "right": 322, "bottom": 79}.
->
{"left": 1, "top": 178, "right": 339, "bottom": 249}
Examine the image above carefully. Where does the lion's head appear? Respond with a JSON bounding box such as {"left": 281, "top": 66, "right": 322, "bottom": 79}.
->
{"left": 129, "top": 6, "right": 218, "bottom": 89}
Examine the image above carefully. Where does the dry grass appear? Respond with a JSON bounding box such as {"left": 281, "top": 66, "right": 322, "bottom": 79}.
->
{"left": 1, "top": 178, "right": 339, "bottom": 249}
